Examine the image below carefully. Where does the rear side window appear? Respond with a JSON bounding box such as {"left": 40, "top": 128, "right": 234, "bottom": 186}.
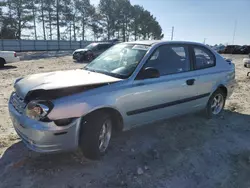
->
{"left": 194, "top": 46, "right": 215, "bottom": 69}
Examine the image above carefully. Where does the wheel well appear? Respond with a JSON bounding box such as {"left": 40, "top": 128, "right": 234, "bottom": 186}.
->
{"left": 0, "top": 57, "right": 6, "bottom": 64}
{"left": 82, "top": 108, "right": 124, "bottom": 132}
{"left": 217, "top": 85, "right": 227, "bottom": 97}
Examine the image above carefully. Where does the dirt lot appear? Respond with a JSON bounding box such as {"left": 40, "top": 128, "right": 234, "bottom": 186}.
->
{"left": 0, "top": 54, "right": 250, "bottom": 188}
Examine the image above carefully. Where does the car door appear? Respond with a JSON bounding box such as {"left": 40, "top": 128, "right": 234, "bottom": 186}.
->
{"left": 123, "top": 44, "right": 200, "bottom": 128}
{"left": 190, "top": 45, "right": 218, "bottom": 109}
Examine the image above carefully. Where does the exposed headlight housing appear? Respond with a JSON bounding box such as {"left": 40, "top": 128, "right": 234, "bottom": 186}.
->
{"left": 25, "top": 101, "right": 53, "bottom": 121}
{"left": 54, "top": 118, "right": 74, "bottom": 126}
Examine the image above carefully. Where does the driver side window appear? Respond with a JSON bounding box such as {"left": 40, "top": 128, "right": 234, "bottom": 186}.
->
{"left": 145, "top": 45, "right": 190, "bottom": 76}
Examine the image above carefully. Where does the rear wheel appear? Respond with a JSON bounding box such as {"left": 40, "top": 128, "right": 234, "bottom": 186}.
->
{"left": 79, "top": 112, "right": 112, "bottom": 160}
{"left": 205, "top": 89, "right": 226, "bottom": 118}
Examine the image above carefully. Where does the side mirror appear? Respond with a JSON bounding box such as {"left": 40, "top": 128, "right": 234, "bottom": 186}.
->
{"left": 137, "top": 67, "right": 160, "bottom": 79}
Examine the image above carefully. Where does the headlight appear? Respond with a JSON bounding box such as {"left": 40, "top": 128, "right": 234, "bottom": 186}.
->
{"left": 25, "top": 101, "right": 53, "bottom": 121}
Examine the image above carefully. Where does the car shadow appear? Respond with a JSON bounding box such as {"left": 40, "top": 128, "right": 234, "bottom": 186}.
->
{"left": 1, "top": 110, "right": 250, "bottom": 187}
{"left": 73, "top": 59, "right": 90, "bottom": 64}
{"left": 0, "top": 65, "right": 17, "bottom": 70}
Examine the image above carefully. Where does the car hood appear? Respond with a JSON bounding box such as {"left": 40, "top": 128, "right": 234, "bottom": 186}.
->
{"left": 73, "top": 49, "right": 88, "bottom": 53}
{"left": 14, "top": 69, "right": 121, "bottom": 98}
{"left": 0, "top": 51, "right": 15, "bottom": 53}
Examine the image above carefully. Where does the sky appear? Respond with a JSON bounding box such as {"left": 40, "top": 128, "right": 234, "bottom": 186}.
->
{"left": 91, "top": 0, "right": 250, "bottom": 45}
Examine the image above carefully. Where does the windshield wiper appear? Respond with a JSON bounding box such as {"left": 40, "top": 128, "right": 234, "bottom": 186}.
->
{"left": 84, "top": 67, "right": 100, "bottom": 73}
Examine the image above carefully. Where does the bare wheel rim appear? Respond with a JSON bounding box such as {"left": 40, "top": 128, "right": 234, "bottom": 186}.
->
{"left": 99, "top": 119, "right": 112, "bottom": 153}
{"left": 87, "top": 54, "right": 93, "bottom": 61}
{"left": 211, "top": 93, "right": 224, "bottom": 115}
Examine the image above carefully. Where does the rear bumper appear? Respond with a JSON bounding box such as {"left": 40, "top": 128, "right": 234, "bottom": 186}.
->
{"left": 226, "top": 79, "right": 236, "bottom": 99}
{"left": 9, "top": 101, "right": 81, "bottom": 153}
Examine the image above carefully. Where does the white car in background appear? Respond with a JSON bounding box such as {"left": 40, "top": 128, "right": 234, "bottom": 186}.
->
{"left": 243, "top": 54, "right": 250, "bottom": 76}
{"left": 0, "top": 51, "right": 20, "bottom": 67}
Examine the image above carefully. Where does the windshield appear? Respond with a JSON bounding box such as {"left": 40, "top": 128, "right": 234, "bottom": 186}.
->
{"left": 84, "top": 43, "right": 150, "bottom": 79}
{"left": 85, "top": 43, "right": 98, "bottom": 50}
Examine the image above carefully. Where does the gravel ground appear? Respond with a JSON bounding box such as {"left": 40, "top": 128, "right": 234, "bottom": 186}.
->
{"left": 0, "top": 54, "right": 250, "bottom": 188}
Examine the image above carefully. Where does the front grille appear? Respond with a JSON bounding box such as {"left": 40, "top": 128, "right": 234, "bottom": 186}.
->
{"left": 10, "top": 92, "right": 27, "bottom": 114}
{"left": 73, "top": 52, "right": 80, "bottom": 59}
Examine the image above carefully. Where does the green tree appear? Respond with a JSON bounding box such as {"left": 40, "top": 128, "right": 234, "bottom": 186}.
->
{"left": 44, "top": 0, "right": 55, "bottom": 40}
{"left": 61, "top": 0, "right": 73, "bottom": 41}
{"left": 98, "top": 0, "right": 116, "bottom": 40}
{"left": 37, "top": 0, "right": 46, "bottom": 40}
{"left": 130, "top": 5, "right": 143, "bottom": 41}
{"left": 0, "top": 1, "right": 17, "bottom": 39}
{"left": 75, "top": 0, "right": 94, "bottom": 41}
{"left": 0, "top": 0, "right": 163, "bottom": 41}
{"left": 26, "top": 0, "right": 38, "bottom": 40}
{"left": 0, "top": 1, "right": 4, "bottom": 28}
{"left": 56, "top": 0, "right": 60, "bottom": 40}
{"left": 0, "top": 18, "right": 17, "bottom": 39}
{"left": 89, "top": 11, "right": 104, "bottom": 41}
{"left": 3, "top": 0, "right": 34, "bottom": 39}
{"left": 71, "top": 0, "right": 80, "bottom": 41}
{"left": 114, "top": 0, "right": 132, "bottom": 42}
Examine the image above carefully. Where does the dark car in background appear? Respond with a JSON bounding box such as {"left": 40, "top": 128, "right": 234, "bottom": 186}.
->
{"left": 239, "top": 45, "right": 250, "bottom": 54}
{"left": 218, "top": 45, "right": 241, "bottom": 54}
{"left": 73, "top": 42, "right": 115, "bottom": 62}
{"left": 211, "top": 45, "right": 225, "bottom": 53}
{"left": 218, "top": 45, "right": 250, "bottom": 54}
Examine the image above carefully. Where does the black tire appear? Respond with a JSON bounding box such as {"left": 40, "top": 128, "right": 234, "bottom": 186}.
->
{"left": 205, "top": 89, "right": 226, "bottom": 119}
{"left": 0, "top": 58, "right": 5, "bottom": 68}
{"left": 79, "top": 111, "right": 112, "bottom": 160}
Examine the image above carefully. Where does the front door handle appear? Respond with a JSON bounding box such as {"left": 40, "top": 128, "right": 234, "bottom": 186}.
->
{"left": 186, "top": 79, "right": 195, "bottom": 86}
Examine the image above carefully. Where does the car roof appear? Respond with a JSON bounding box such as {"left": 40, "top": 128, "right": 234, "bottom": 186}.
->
{"left": 91, "top": 42, "right": 113, "bottom": 45}
{"left": 100, "top": 42, "right": 113, "bottom": 44}
{"left": 125, "top": 40, "right": 208, "bottom": 47}
{"left": 125, "top": 40, "right": 162, "bottom": 45}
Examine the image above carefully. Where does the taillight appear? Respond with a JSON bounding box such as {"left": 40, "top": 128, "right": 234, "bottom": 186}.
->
{"left": 14, "top": 52, "right": 17, "bottom": 57}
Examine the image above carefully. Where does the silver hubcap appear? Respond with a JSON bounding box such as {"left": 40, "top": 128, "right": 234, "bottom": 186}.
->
{"left": 99, "top": 119, "right": 112, "bottom": 153}
{"left": 211, "top": 94, "right": 224, "bottom": 115}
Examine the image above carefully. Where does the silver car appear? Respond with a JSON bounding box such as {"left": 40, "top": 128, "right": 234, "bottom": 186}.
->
{"left": 9, "top": 41, "right": 235, "bottom": 159}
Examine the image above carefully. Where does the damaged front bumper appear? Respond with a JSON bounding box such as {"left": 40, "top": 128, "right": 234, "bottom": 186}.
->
{"left": 8, "top": 101, "right": 81, "bottom": 153}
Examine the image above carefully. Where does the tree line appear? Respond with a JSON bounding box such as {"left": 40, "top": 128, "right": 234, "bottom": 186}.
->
{"left": 0, "top": 0, "right": 164, "bottom": 41}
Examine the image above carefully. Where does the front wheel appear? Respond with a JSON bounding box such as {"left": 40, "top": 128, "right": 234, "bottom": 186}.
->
{"left": 205, "top": 89, "right": 226, "bottom": 118}
{"left": 77, "top": 54, "right": 84, "bottom": 62}
{"left": 86, "top": 54, "right": 94, "bottom": 62}
{"left": 79, "top": 112, "right": 112, "bottom": 160}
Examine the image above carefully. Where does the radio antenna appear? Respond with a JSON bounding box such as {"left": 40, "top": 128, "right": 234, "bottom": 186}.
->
{"left": 232, "top": 20, "right": 237, "bottom": 45}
